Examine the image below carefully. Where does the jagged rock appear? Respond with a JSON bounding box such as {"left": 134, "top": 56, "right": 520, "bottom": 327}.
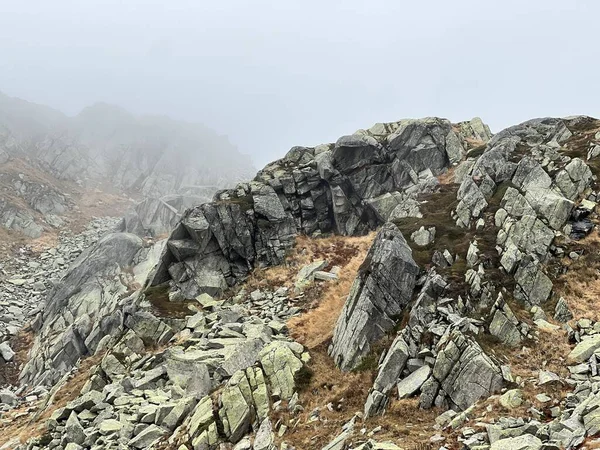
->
{"left": 330, "top": 223, "right": 418, "bottom": 371}
{"left": 467, "top": 241, "right": 479, "bottom": 267}
{"left": 219, "top": 372, "right": 253, "bottom": 443}
{"left": 64, "top": 411, "right": 86, "bottom": 445}
{"left": 368, "top": 192, "right": 422, "bottom": 221}
{"left": 128, "top": 424, "right": 167, "bottom": 449}
{"left": 489, "top": 298, "right": 526, "bottom": 347}
{"left": 253, "top": 418, "right": 275, "bottom": 450}
{"left": 294, "top": 260, "right": 328, "bottom": 292}
{"left": 554, "top": 297, "right": 573, "bottom": 322}
{"left": 188, "top": 395, "right": 217, "bottom": 439}
{"left": 321, "top": 418, "right": 354, "bottom": 450}
{"left": 0, "top": 389, "right": 18, "bottom": 406}
{"left": 99, "top": 419, "right": 123, "bottom": 435}
{"left": 165, "top": 350, "right": 212, "bottom": 396}
{"left": 538, "top": 370, "right": 561, "bottom": 385}
{"left": 514, "top": 258, "right": 552, "bottom": 306}
{"left": 120, "top": 195, "right": 210, "bottom": 237}
{"left": 525, "top": 187, "right": 574, "bottom": 230}
{"left": 66, "top": 390, "right": 105, "bottom": 412}
{"left": 150, "top": 117, "right": 486, "bottom": 299}
{"left": 259, "top": 341, "right": 303, "bottom": 400}
{"left": 568, "top": 335, "right": 600, "bottom": 363}
{"left": 455, "top": 178, "right": 488, "bottom": 227}
{"left": 64, "top": 444, "right": 83, "bottom": 450}
{"left": 432, "top": 329, "right": 503, "bottom": 410}
{"left": 364, "top": 336, "right": 410, "bottom": 417}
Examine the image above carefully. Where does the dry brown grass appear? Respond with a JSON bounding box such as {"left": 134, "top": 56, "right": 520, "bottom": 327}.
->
{"left": 272, "top": 346, "right": 373, "bottom": 449}
{"left": 273, "top": 346, "right": 441, "bottom": 449}
{"left": 286, "top": 233, "right": 374, "bottom": 349}
{"left": 554, "top": 232, "right": 600, "bottom": 322}
{"left": 436, "top": 167, "right": 456, "bottom": 185}
{"left": 243, "top": 233, "right": 374, "bottom": 295}
{"left": 0, "top": 330, "right": 34, "bottom": 387}
{"left": 0, "top": 352, "right": 104, "bottom": 447}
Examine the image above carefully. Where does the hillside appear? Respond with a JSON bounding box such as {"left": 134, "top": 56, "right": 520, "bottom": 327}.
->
{"left": 1, "top": 114, "right": 600, "bottom": 450}
{"left": 0, "top": 92, "right": 255, "bottom": 243}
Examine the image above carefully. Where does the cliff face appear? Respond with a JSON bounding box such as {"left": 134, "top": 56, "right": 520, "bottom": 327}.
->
{"left": 152, "top": 117, "right": 490, "bottom": 297}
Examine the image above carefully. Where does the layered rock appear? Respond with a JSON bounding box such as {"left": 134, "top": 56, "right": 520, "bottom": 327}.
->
{"left": 329, "top": 223, "right": 419, "bottom": 371}
{"left": 118, "top": 194, "right": 211, "bottom": 237}
{"left": 364, "top": 272, "right": 504, "bottom": 417}
{"left": 20, "top": 233, "right": 166, "bottom": 387}
{"left": 152, "top": 117, "right": 490, "bottom": 298}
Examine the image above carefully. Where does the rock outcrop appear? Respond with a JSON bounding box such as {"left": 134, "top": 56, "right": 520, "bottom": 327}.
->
{"left": 152, "top": 117, "right": 490, "bottom": 298}
{"left": 118, "top": 194, "right": 211, "bottom": 237}
{"left": 329, "top": 223, "right": 419, "bottom": 371}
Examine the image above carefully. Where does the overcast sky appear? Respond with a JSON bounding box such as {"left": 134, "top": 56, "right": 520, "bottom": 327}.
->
{"left": 0, "top": 0, "right": 598, "bottom": 166}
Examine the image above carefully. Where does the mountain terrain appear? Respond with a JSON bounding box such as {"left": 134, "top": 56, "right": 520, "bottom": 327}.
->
{"left": 0, "top": 92, "right": 255, "bottom": 246}
{"left": 1, "top": 113, "right": 600, "bottom": 450}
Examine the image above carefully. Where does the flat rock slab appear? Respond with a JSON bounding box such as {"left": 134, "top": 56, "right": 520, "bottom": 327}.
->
{"left": 397, "top": 365, "right": 431, "bottom": 399}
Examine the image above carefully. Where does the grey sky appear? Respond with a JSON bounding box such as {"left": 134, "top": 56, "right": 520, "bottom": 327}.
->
{"left": 0, "top": 0, "right": 598, "bottom": 166}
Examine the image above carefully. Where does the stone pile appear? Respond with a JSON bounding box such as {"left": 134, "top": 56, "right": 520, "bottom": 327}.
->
{"left": 12, "top": 280, "right": 309, "bottom": 450}
{"left": 0, "top": 217, "right": 120, "bottom": 369}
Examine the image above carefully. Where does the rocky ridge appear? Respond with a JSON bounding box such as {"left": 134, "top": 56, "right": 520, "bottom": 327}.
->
{"left": 3, "top": 115, "right": 600, "bottom": 450}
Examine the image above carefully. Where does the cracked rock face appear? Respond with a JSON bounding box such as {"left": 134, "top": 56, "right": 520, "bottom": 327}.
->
{"left": 150, "top": 117, "right": 488, "bottom": 298}
{"left": 329, "top": 223, "right": 419, "bottom": 371}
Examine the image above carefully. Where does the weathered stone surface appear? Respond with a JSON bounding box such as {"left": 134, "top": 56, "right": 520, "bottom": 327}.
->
{"left": 568, "top": 335, "right": 600, "bottom": 363}
{"left": 253, "top": 418, "right": 274, "bottom": 450}
{"left": 489, "top": 298, "right": 525, "bottom": 347}
{"left": 490, "top": 434, "right": 543, "bottom": 450}
{"left": 499, "top": 389, "right": 524, "bottom": 409}
{"left": 397, "top": 365, "right": 431, "bottom": 399}
{"left": 411, "top": 226, "right": 436, "bottom": 247}
{"left": 128, "top": 424, "right": 167, "bottom": 449}
{"left": 433, "top": 329, "right": 503, "bottom": 411}
{"left": 554, "top": 297, "right": 573, "bottom": 323}
{"left": 64, "top": 411, "right": 86, "bottom": 445}
{"left": 364, "top": 336, "right": 410, "bottom": 417}
{"left": 259, "top": 341, "right": 303, "bottom": 401}
{"left": 330, "top": 223, "right": 419, "bottom": 371}
{"left": 514, "top": 258, "right": 552, "bottom": 306}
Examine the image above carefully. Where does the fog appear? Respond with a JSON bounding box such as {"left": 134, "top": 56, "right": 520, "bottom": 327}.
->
{"left": 0, "top": 0, "right": 598, "bottom": 167}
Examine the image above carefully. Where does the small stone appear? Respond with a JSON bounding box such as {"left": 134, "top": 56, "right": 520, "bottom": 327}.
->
{"left": 499, "top": 389, "right": 523, "bottom": 409}
{"left": 0, "top": 342, "right": 15, "bottom": 362}
{"left": 535, "top": 393, "right": 551, "bottom": 403}
{"left": 538, "top": 370, "right": 561, "bottom": 385}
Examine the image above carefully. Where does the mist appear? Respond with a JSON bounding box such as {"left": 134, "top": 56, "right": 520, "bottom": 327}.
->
{"left": 0, "top": 0, "right": 598, "bottom": 167}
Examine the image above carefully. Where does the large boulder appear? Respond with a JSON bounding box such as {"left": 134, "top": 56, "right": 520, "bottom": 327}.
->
{"left": 329, "top": 223, "right": 419, "bottom": 371}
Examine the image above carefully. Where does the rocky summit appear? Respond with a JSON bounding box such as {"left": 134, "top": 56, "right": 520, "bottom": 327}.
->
{"left": 2, "top": 114, "right": 600, "bottom": 450}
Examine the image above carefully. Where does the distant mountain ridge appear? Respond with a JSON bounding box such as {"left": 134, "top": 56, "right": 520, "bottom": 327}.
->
{"left": 0, "top": 91, "right": 255, "bottom": 238}
{"left": 0, "top": 91, "right": 255, "bottom": 196}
